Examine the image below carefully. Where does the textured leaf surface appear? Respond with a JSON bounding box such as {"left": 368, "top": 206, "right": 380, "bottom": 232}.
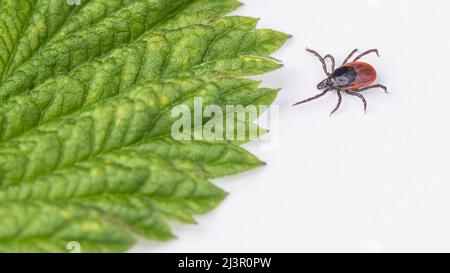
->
{"left": 0, "top": 0, "right": 287, "bottom": 252}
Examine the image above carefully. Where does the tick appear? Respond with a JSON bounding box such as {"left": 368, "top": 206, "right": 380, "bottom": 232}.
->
{"left": 293, "top": 48, "right": 387, "bottom": 115}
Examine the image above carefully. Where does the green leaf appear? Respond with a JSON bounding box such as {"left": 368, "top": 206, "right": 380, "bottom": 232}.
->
{"left": 0, "top": 0, "right": 288, "bottom": 252}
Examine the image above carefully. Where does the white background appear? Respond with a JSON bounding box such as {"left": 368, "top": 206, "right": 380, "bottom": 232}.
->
{"left": 133, "top": 0, "right": 450, "bottom": 252}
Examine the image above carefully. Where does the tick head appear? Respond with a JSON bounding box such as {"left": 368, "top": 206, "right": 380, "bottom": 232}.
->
{"left": 317, "top": 78, "right": 331, "bottom": 90}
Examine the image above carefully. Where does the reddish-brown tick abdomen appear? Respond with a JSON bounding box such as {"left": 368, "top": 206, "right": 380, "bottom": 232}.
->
{"left": 343, "top": 62, "right": 377, "bottom": 90}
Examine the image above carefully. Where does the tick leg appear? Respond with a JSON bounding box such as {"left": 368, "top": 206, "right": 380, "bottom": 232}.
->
{"left": 324, "top": 54, "right": 336, "bottom": 72}
{"left": 342, "top": 49, "right": 358, "bottom": 65}
{"left": 293, "top": 88, "right": 331, "bottom": 106}
{"left": 353, "top": 49, "right": 380, "bottom": 62}
{"left": 306, "top": 48, "right": 331, "bottom": 76}
{"left": 329, "top": 90, "right": 342, "bottom": 116}
{"left": 345, "top": 91, "right": 367, "bottom": 113}
{"left": 356, "top": 84, "right": 388, "bottom": 93}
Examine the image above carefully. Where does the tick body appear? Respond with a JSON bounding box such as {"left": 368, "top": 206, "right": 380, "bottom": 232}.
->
{"left": 294, "top": 48, "right": 387, "bottom": 115}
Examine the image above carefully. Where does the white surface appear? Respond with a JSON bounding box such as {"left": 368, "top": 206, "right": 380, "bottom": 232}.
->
{"left": 132, "top": 0, "right": 450, "bottom": 252}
